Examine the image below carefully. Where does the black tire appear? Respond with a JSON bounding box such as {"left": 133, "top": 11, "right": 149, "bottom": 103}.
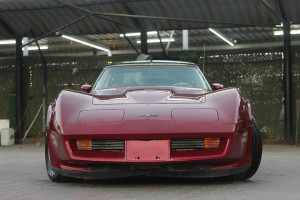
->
{"left": 223, "top": 117, "right": 262, "bottom": 181}
{"left": 45, "top": 138, "right": 73, "bottom": 182}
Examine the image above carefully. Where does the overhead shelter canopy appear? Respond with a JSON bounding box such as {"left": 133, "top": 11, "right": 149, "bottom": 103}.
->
{"left": 1, "top": 0, "right": 297, "bottom": 145}
{"left": 0, "top": 0, "right": 298, "bottom": 38}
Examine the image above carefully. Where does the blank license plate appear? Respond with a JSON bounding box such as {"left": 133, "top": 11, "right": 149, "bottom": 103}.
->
{"left": 126, "top": 140, "right": 170, "bottom": 162}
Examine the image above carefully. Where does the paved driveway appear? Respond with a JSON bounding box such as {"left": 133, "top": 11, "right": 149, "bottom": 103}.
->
{"left": 0, "top": 145, "right": 299, "bottom": 200}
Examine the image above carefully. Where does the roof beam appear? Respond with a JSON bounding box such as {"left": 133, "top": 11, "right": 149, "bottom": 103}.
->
{"left": 57, "top": 0, "right": 274, "bottom": 28}
{"left": 120, "top": 2, "right": 143, "bottom": 29}
{"left": 22, "top": 14, "right": 90, "bottom": 47}
{"left": 54, "top": 1, "right": 130, "bottom": 28}
{"left": 0, "top": 16, "right": 15, "bottom": 36}
{"left": 62, "top": 3, "right": 138, "bottom": 52}
{"left": 274, "top": 0, "right": 287, "bottom": 21}
{"left": 0, "top": 0, "right": 158, "bottom": 13}
{"left": 259, "top": 0, "right": 284, "bottom": 22}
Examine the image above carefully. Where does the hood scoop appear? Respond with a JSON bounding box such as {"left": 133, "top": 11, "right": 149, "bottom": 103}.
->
{"left": 95, "top": 88, "right": 127, "bottom": 96}
{"left": 172, "top": 87, "right": 206, "bottom": 95}
{"left": 93, "top": 88, "right": 127, "bottom": 100}
{"left": 93, "top": 87, "right": 206, "bottom": 104}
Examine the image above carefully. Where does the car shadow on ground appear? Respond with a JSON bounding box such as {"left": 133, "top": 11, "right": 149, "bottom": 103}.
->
{"left": 68, "top": 176, "right": 256, "bottom": 186}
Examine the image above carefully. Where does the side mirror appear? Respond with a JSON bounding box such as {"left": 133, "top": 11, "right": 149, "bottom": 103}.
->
{"left": 211, "top": 83, "right": 224, "bottom": 90}
{"left": 81, "top": 85, "right": 92, "bottom": 93}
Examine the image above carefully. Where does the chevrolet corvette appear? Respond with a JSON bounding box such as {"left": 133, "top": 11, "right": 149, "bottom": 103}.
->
{"left": 45, "top": 60, "right": 262, "bottom": 182}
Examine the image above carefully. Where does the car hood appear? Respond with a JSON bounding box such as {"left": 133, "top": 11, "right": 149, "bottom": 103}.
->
{"left": 52, "top": 87, "right": 245, "bottom": 135}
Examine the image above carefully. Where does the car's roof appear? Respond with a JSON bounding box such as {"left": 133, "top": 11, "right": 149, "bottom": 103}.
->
{"left": 107, "top": 60, "right": 197, "bottom": 67}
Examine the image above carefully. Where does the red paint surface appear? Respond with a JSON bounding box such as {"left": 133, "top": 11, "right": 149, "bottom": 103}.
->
{"left": 47, "top": 85, "right": 252, "bottom": 173}
{"left": 77, "top": 109, "right": 124, "bottom": 123}
{"left": 171, "top": 108, "right": 219, "bottom": 121}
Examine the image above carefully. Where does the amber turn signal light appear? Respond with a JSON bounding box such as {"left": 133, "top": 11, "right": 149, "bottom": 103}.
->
{"left": 50, "top": 134, "right": 57, "bottom": 146}
{"left": 204, "top": 138, "right": 221, "bottom": 149}
{"left": 241, "top": 132, "right": 248, "bottom": 143}
{"left": 76, "top": 139, "right": 92, "bottom": 150}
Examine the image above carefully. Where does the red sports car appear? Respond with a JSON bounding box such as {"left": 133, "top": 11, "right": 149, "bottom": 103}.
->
{"left": 45, "top": 60, "right": 262, "bottom": 182}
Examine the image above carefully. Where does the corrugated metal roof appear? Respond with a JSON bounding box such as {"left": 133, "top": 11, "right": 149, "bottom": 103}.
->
{"left": 0, "top": 0, "right": 300, "bottom": 56}
{"left": 0, "top": 0, "right": 296, "bottom": 37}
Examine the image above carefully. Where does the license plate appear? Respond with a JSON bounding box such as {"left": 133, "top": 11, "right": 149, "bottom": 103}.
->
{"left": 126, "top": 140, "right": 170, "bottom": 162}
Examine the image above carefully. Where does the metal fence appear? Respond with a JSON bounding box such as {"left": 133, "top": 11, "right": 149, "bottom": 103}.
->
{"left": 0, "top": 59, "right": 16, "bottom": 130}
{"left": 0, "top": 48, "right": 299, "bottom": 143}
{"left": 200, "top": 50, "right": 284, "bottom": 142}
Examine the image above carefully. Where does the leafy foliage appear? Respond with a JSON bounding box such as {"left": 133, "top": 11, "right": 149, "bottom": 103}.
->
{"left": 0, "top": 49, "right": 299, "bottom": 141}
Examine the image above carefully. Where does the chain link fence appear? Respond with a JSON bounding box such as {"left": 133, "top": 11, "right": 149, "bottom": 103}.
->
{"left": 197, "top": 50, "right": 283, "bottom": 142}
{"left": 0, "top": 59, "right": 16, "bottom": 129}
{"left": 0, "top": 48, "right": 299, "bottom": 143}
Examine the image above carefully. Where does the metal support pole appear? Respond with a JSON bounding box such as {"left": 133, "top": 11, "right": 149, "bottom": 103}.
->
{"left": 283, "top": 21, "right": 294, "bottom": 144}
{"left": 23, "top": 37, "right": 28, "bottom": 56}
{"left": 153, "top": 23, "right": 167, "bottom": 58}
{"left": 182, "top": 30, "right": 189, "bottom": 50}
{"left": 30, "top": 29, "right": 47, "bottom": 137}
{"left": 140, "top": 31, "right": 148, "bottom": 54}
{"left": 15, "top": 36, "right": 23, "bottom": 143}
{"left": 295, "top": 101, "right": 300, "bottom": 145}
{"left": 166, "top": 30, "right": 175, "bottom": 54}
{"left": 42, "top": 52, "right": 47, "bottom": 138}
{"left": 120, "top": 31, "right": 140, "bottom": 54}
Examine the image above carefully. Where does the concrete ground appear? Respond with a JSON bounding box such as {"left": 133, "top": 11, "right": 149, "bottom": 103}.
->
{"left": 0, "top": 145, "right": 299, "bottom": 200}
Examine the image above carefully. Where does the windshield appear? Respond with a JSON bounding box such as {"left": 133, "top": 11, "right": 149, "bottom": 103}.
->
{"left": 94, "top": 65, "right": 209, "bottom": 90}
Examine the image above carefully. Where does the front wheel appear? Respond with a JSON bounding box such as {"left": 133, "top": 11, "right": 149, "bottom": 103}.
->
{"left": 224, "top": 117, "right": 262, "bottom": 181}
{"left": 45, "top": 139, "right": 73, "bottom": 182}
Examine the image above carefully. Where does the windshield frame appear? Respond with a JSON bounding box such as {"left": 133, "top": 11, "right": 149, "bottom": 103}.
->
{"left": 91, "top": 63, "right": 211, "bottom": 91}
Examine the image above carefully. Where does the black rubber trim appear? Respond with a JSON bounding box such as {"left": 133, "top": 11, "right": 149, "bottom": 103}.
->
{"left": 51, "top": 164, "right": 250, "bottom": 180}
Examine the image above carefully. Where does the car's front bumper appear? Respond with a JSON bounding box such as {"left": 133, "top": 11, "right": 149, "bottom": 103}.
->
{"left": 51, "top": 162, "right": 250, "bottom": 179}
{"left": 47, "top": 126, "right": 253, "bottom": 179}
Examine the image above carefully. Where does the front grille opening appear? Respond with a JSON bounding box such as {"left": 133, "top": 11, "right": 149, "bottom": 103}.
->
{"left": 92, "top": 139, "right": 125, "bottom": 151}
{"left": 171, "top": 138, "right": 204, "bottom": 151}
{"left": 76, "top": 139, "right": 125, "bottom": 151}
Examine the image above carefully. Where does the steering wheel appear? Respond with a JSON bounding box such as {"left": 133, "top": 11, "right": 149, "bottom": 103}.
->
{"left": 173, "top": 82, "right": 193, "bottom": 87}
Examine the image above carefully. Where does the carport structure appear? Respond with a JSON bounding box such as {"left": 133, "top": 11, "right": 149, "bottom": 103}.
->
{"left": 0, "top": 0, "right": 298, "bottom": 143}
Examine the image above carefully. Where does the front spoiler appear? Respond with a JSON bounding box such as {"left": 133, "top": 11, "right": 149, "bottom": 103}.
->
{"left": 52, "top": 164, "right": 250, "bottom": 179}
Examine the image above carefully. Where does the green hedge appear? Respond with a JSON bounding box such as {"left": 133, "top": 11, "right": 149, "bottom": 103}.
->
{"left": 0, "top": 49, "right": 299, "bottom": 142}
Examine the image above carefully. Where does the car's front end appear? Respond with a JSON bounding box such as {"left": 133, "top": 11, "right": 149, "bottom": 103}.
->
{"left": 46, "top": 61, "right": 258, "bottom": 181}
